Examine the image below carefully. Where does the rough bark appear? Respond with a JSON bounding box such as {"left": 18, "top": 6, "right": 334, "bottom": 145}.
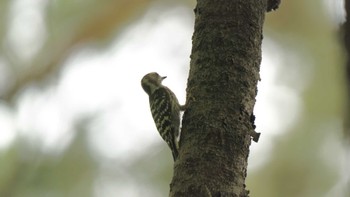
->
{"left": 170, "top": 0, "right": 266, "bottom": 196}
{"left": 343, "top": 0, "right": 350, "bottom": 141}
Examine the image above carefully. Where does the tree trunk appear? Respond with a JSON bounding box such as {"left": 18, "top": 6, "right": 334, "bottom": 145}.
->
{"left": 342, "top": 6, "right": 350, "bottom": 196}
{"left": 343, "top": 0, "right": 350, "bottom": 141}
{"left": 170, "top": 0, "right": 266, "bottom": 196}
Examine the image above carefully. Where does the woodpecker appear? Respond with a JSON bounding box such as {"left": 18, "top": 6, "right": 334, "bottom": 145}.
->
{"left": 141, "top": 72, "right": 184, "bottom": 160}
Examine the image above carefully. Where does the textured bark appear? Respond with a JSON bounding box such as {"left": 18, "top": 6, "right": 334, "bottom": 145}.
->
{"left": 170, "top": 0, "right": 266, "bottom": 196}
{"left": 344, "top": 0, "right": 350, "bottom": 141}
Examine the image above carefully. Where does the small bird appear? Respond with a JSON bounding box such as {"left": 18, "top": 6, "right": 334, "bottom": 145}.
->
{"left": 141, "top": 72, "right": 183, "bottom": 160}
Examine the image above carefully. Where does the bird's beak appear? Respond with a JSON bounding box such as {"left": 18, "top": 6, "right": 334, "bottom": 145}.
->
{"left": 161, "top": 76, "right": 167, "bottom": 80}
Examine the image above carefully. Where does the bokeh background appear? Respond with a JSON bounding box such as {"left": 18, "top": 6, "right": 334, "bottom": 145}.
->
{"left": 0, "top": 0, "right": 349, "bottom": 196}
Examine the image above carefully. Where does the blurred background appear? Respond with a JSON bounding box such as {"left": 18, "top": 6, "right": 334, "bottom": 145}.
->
{"left": 0, "top": 0, "right": 348, "bottom": 196}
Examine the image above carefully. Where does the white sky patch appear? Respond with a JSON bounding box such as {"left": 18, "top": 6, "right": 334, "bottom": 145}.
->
{"left": 16, "top": 87, "right": 74, "bottom": 154}
{"left": 249, "top": 40, "right": 304, "bottom": 170}
{"left": 255, "top": 52, "right": 302, "bottom": 135}
{"left": 58, "top": 50, "right": 120, "bottom": 115}
{"left": 6, "top": 0, "right": 47, "bottom": 62}
{"left": 323, "top": 0, "right": 345, "bottom": 25}
{"left": 0, "top": 103, "right": 16, "bottom": 149}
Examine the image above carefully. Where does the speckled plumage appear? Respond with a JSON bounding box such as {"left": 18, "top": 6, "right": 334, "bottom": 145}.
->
{"left": 141, "top": 72, "right": 181, "bottom": 160}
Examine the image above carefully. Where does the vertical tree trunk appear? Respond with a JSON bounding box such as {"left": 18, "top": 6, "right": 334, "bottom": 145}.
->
{"left": 343, "top": 0, "right": 350, "bottom": 141}
{"left": 342, "top": 5, "right": 350, "bottom": 196}
{"left": 170, "top": 0, "right": 266, "bottom": 196}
